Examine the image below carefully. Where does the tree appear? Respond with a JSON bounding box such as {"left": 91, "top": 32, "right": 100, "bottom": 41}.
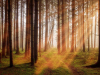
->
{"left": 71, "top": 0, "right": 75, "bottom": 52}
{"left": 16, "top": 0, "right": 20, "bottom": 54}
{"left": 87, "top": 0, "right": 90, "bottom": 51}
{"left": 62, "top": 0, "right": 66, "bottom": 52}
{"left": 44, "top": 0, "right": 48, "bottom": 52}
{"left": 95, "top": 0, "right": 100, "bottom": 67}
{"left": 83, "top": 0, "right": 85, "bottom": 52}
{"left": 14, "top": 0, "right": 16, "bottom": 51}
{"left": 34, "top": 0, "right": 38, "bottom": 63}
{"left": 30, "top": 0, "right": 34, "bottom": 66}
{"left": 8, "top": 0, "right": 13, "bottom": 67}
{"left": 39, "top": 0, "right": 41, "bottom": 56}
{"left": 2, "top": 0, "right": 4, "bottom": 57}
{"left": 57, "top": 0, "right": 60, "bottom": 54}
{"left": 21, "top": 0, "right": 23, "bottom": 51}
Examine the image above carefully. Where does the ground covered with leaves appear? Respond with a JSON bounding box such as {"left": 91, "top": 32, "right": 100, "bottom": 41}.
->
{"left": 0, "top": 48, "right": 100, "bottom": 75}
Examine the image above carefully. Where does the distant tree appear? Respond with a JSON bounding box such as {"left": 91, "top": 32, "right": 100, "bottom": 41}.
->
{"left": 44, "top": 0, "right": 48, "bottom": 52}
{"left": 71, "top": 0, "right": 75, "bottom": 52}
{"left": 87, "top": 0, "right": 90, "bottom": 51}
{"left": 25, "top": 0, "right": 29, "bottom": 57}
{"left": 2, "top": 0, "right": 8, "bottom": 57}
{"left": 2, "top": 0, "right": 4, "bottom": 57}
{"left": 62, "top": 0, "right": 66, "bottom": 52}
{"left": 83, "top": 0, "right": 85, "bottom": 52}
{"left": 57, "top": 0, "right": 60, "bottom": 54}
{"left": 8, "top": 0, "right": 13, "bottom": 67}
{"left": 39, "top": 0, "right": 41, "bottom": 56}
{"left": 94, "top": 7, "right": 97, "bottom": 48}
{"left": 14, "top": 0, "right": 16, "bottom": 51}
{"left": 16, "top": 0, "right": 20, "bottom": 54}
{"left": 21, "top": 0, "right": 23, "bottom": 51}
{"left": 91, "top": 0, "right": 93, "bottom": 48}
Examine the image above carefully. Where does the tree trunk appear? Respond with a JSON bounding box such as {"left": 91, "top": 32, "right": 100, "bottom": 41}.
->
{"left": 16, "top": 0, "right": 20, "bottom": 54}
{"left": 94, "top": 9, "right": 97, "bottom": 48}
{"left": 14, "top": 0, "right": 16, "bottom": 51}
{"left": 71, "top": 0, "right": 75, "bottom": 52}
{"left": 30, "top": 0, "right": 34, "bottom": 66}
{"left": 34, "top": 0, "right": 38, "bottom": 63}
{"left": 8, "top": 0, "right": 13, "bottom": 67}
{"left": 21, "top": 0, "right": 23, "bottom": 51}
{"left": 2, "top": 0, "right": 4, "bottom": 57}
{"left": 57, "top": 0, "right": 60, "bottom": 54}
{"left": 62, "top": 0, "right": 66, "bottom": 52}
{"left": 39, "top": 0, "right": 41, "bottom": 56}
{"left": 87, "top": 0, "right": 90, "bottom": 51}
{"left": 83, "top": 0, "right": 85, "bottom": 52}
{"left": 44, "top": 0, "right": 48, "bottom": 51}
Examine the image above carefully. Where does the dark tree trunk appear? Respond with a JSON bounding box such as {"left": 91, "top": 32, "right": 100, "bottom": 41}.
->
{"left": 34, "top": 0, "right": 38, "bottom": 63}
{"left": 30, "top": 0, "right": 34, "bottom": 66}
{"left": 97, "top": 0, "right": 100, "bottom": 65}
{"left": 83, "top": 0, "right": 85, "bottom": 52}
{"left": 8, "top": 0, "right": 13, "bottom": 67}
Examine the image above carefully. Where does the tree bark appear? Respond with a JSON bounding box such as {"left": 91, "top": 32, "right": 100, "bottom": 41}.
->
{"left": 30, "top": 0, "right": 34, "bottom": 66}
{"left": 8, "top": 0, "right": 13, "bottom": 67}
{"left": 34, "top": 0, "right": 38, "bottom": 63}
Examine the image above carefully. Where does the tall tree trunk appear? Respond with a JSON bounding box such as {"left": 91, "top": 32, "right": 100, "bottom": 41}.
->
{"left": 2, "top": 0, "right": 4, "bottom": 57}
{"left": 94, "top": 10, "right": 97, "bottom": 48}
{"left": 87, "top": 0, "right": 90, "bottom": 51}
{"left": 7, "top": 0, "right": 10, "bottom": 55}
{"left": 16, "top": 0, "right": 20, "bottom": 54}
{"left": 44, "top": 0, "right": 48, "bottom": 51}
{"left": 14, "top": 0, "right": 16, "bottom": 51}
{"left": 25, "top": 0, "right": 29, "bottom": 57}
{"left": 57, "top": 0, "right": 60, "bottom": 54}
{"left": 4, "top": 0, "right": 8, "bottom": 56}
{"left": 34, "top": 0, "right": 38, "bottom": 63}
{"left": 8, "top": 0, "right": 13, "bottom": 67}
{"left": 2, "top": 0, "right": 8, "bottom": 57}
{"left": 21, "top": 0, "right": 23, "bottom": 51}
{"left": 39, "top": 0, "right": 41, "bottom": 56}
{"left": 27, "top": 0, "right": 31, "bottom": 56}
{"left": 83, "top": 0, "right": 85, "bottom": 52}
{"left": 91, "top": 0, "right": 93, "bottom": 49}
{"left": 30, "top": 0, "right": 34, "bottom": 66}
{"left": 97, "top": 0, "right": 100, "bottom": 64}
{"left": 71, "top": 0, "right": 75, "bottom": 52}
{"left": 68, "top": 0, "right": 70, "bottom": 49}
{"left": 62, "top": 0, "right": 66, "bottom": 52}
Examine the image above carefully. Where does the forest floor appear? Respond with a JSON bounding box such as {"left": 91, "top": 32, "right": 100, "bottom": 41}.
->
{"left": 0, "top": 48, "right": 100, "bottom": 75}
